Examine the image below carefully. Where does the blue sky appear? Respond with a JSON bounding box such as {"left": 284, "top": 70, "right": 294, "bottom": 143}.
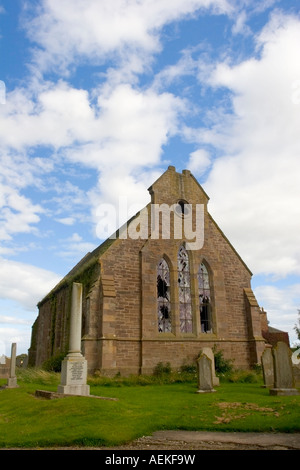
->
{"left": 0, "top": 0, "right": 300, "bottom": 356}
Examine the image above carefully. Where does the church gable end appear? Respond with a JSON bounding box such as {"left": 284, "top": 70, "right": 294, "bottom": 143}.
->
{"left": 29, "top": 167, "right": 265, "bottom": 374}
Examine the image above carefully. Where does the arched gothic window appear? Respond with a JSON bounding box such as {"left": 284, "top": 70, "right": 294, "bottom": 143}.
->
{"left": 157, "top": 258, "right": 171, "bottom": 332}
{"left": 198, "top": 263, "right": 212, "bottom": 333}
{"left": 177, "top": 246, "right": 193, "bottom": 333}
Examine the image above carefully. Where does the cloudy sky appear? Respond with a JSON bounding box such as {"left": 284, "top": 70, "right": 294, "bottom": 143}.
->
{"left": 0, "top": 0, "right": 299, "bottom": 356}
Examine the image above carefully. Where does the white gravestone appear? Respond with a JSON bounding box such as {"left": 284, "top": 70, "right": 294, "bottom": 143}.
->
{"left": 57, "top": 283, "right": 90, "bottom": 396}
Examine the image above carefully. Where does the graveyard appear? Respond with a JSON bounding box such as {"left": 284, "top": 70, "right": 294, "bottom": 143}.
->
{"left": 0, "top": 283, "right": 299, "bottom": 448}
{"left": 0, "top": 358, "right": 300, "bottom": 448}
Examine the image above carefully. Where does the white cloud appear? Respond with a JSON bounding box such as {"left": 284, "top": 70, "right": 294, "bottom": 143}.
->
{"left": 0, "top": 315, "right": 29, "bottom": 325}
{"left": 254, "top": 283, "right": 300, "bottom": 346}
{"left": 187, "top": 149, "right": 211, "bottom": 176}
{"left": 0, "top": 82, "right": 96, "bottom": 150}
{"left": 24, "top": 0, "right": 232, "bottom": 74}
{"left": 231, "top": 10, "right": 252, "bottom": 36}
{"left": 93, "top": 84, "right": 185, "bottom": 169}
{"left": 0, "top": 258, "right": 61, "bottom": 310}
{"left": 191, "top": 12, "right": 300, "bottom": 278}
{"left": 0, "top": 75, "right": 186, "bottom": 248}
{"left": 56, "top": 232, "right": 97, "bottom": 260}
{"left": 0, "top": 184, "right": 43, "bottom": 241}
{"left": 0, "top": 325, "right": 32, "bottom": 356}
{"left": 1, "top": 80, "right": 185, "bottom": 168}
{"left": 55, "top": 217, "right": 76, "bottom": 226}
{"left": 0, "top": 152, "right": 50, "bottom": 244}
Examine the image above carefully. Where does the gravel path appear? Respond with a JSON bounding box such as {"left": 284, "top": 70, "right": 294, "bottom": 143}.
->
{"left": 99, "top": 430, "right": 300, "bottom": 451}
{"left": 3, "top": 431, "right": 300, "bottom": 451}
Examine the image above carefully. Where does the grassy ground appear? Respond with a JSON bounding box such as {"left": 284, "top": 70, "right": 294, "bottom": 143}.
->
{"left": 0, "top": 370, "right": 299, "bottom": 448}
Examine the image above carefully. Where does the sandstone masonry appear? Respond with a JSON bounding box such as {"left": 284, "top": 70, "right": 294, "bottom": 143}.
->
{"left": 29, "top": 167, "right": 266, "bottom": 374}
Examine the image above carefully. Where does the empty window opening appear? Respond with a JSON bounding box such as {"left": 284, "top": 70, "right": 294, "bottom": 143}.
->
{"left": 175, "top": 199, "right": 190, "bottom": 217}
{"left": 157, "top": 258, "right": 171, "bottom": 333}
{"left": 198, "top": 263, "right": 213, "bottom": 333}
{"left": 177, "top": 246, "right": 193, "bottom": 333}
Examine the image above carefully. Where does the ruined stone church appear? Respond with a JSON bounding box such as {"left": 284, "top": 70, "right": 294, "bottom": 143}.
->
{"left": 29, "top": 166, "right": 268, "bottom": 374}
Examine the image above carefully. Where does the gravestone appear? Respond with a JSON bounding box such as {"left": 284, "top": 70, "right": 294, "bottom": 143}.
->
{"left": 57, "top": 283, "right": 90, "bottom": 396}
{"left": 0, "top": 355, "right": 9, "bottom": 379}
{"left": 261, "top": 347, "right": 274, "bottom": 388}
{"left": 293, "top": 365, "right": 300, "bottom": 388}
{"left": 196, "top": 353, "right": 216, "bottom": 393}
{"left": 5, "top": 343, "right": 19, "bottom": 388}
{"left": 200, "top": 347, "right": 219, "bottom": 386}
{"left": 270, "top": 342, "right": 299, "bottom": 396}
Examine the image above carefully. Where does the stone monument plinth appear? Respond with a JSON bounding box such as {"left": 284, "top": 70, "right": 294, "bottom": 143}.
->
{"left": 57, "top": 283, "right": 90, "bottom": 396}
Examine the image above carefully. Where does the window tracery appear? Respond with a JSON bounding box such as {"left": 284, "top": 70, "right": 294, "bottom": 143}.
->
{"left": 157, "top": 258, "right": 171, "bottom": 332}
{"left": 198, "top": 263, "right": 212, "bottom": 333}
{"left": 177, "top": 246, "right": 193, "bottom": 333}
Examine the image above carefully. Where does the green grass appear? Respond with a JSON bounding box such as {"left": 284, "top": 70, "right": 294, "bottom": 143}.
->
{"left": 0, "top": 371, "right": 299, "bottom": 448}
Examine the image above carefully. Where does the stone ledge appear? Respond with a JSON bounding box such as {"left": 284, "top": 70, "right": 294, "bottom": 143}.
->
{"left": 35, "top": 389, "right": 118, "bottom": 400}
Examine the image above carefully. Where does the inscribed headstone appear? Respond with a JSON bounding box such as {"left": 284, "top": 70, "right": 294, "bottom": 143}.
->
{"left": 57, "top": 282, "right": 90, "bottom": 396}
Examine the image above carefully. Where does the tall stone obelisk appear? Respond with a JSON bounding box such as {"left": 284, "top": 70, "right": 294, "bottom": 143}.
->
{"left": 57, "top": 282, "right": 90, "bottom": 396}
{"left": 5, "top": 343, "right": 19, "bottom": 388}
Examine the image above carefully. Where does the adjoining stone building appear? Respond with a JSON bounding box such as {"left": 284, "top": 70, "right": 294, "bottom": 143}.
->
{"left": 29, "top": 166, "right": 268, "bottom": 375}
{"left": 260, "top": 308, "right": 290, "bottom": 347}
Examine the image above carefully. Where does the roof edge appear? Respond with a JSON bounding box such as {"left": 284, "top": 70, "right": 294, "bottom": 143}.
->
{"left": 208, "top": 212, "right": 253, "bottom": 276}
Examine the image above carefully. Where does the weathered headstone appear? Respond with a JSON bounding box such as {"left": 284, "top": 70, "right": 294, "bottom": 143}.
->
{"left": 270, "top": 342, "right": 299, "bottom": 396}
{"left": 200, "top": 347, "right": 219, "bottom": 386}
{"left": 5, "top": 343, "right": 19, "bottom": 388}
{"left": 293, "top": 364, "right": 300, "bottom": 389}
{"left": 57, "top": 283, "right": 90, "bottom": 396}
{"left": 0, "top": 355, "right": 9, "bottom": 379}
{"left": 196, "top": 353, "right": 216, "bottom": 393}
{"left": 261, "top": 347, "right": 274, "bottom": 388}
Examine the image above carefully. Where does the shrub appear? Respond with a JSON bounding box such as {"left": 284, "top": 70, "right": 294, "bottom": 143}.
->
{"left": 213, "top": 347, "right": 234, "bottom": 374}
{"left": 252, "top": 363, "right": 262, "bottom": 374}
{"left": 42, "top": 352, "right": 66, "bottom": 372}
{"left": 180, "top": 363, "right": 197, "bottom": 374}
{"left": 153, "top": 362, "right": 172, "bottom": 376}
{"left": 225, "top": 369, "right": 262, "bottom": 383}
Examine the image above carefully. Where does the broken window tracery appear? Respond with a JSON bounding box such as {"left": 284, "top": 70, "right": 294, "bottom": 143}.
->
{"left": 177, "top": 245, "right": 193, "bottom": 333}
{"left": 157, "top": 258, "right": 172, "bottom": 333}
{"left": 198, "top": 263, "right": 213, "bottom": 333}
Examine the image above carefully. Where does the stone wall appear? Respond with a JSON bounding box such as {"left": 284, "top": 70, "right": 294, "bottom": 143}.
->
{"left": 29, "top": 167, "right": 265, "bottom": 374}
